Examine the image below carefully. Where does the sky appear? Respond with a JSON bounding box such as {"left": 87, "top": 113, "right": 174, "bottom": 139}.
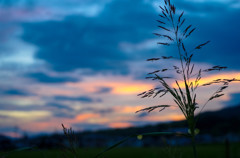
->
{"left": 0, "top": 0, "right": 240, "bottom": 138}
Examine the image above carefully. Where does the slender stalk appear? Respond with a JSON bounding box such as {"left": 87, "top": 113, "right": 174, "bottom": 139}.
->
{"left": 191, "top": 133, "right": 197, "bottom": 158}
{"left": 168, "top": 2, "right": 197, "bottom": 157}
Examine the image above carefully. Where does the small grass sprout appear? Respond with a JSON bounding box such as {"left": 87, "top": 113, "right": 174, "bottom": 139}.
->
{"left": 61, "top": 124, "right": 80, "bottom": 158}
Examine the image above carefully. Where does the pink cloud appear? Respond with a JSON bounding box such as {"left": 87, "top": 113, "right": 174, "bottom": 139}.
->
{"left": 0, "top": 7, "right": 61, "bottom": 22}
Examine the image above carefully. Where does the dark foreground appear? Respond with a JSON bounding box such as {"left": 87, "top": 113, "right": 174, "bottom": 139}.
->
{"left": 1, "top": 143, "right": 239, "bottom": 158}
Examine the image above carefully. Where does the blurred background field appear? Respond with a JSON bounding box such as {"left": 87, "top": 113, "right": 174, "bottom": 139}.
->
{"left": 2, "top": 143, "right": 240, "bottom": 158}
{"left": 1, "top": 105, "right": 240, "bottom": 157}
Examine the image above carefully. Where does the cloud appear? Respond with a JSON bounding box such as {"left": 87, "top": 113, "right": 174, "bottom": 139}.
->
{"left": 21, "top": 15, "right": 129, "bottom": 73}
{"left": 0, "top": 0, "right": 110, "bottom": 22}
{"left": 0, "top": 37, "right": 39, "bottom": 66}
{"left": 66, "top": 75, "right": 154, "bottom": 95}
{"left": 174, "top": 72, "right": 240, "bottom": 88}
{"left": 47, "top": 102, "right": 73, "bottom": 111}
{"left": 73, "top": 123, "right": 108, "bottom": 131}
{"left": 80, "top": 107, "right": 114, "bottom": 115}
{"left": 136, "top": 112, "right": 148, "bottom": 118}
{"left": 20, "top": 0, "right": 158, "bottom": 74}
{"left": 223, "top": 92, "right": 240, "bottom": 106}
{"left": 165, "top": 2, "right": 240, "bottom": 70}
{"left": 1, "top": 89, "right": 31, "bottom": 96}
{"left": 108, "top": 122, "right": 133, "bottom": 128}
{"left": 26, "top": 72, "right": 79, "bottom": 83}
{"left": 0, "top": 110, "right": 51, "bottom": 121}
{"left": 54, "top": 95, "right": 102, "bottom": 103}
{"left": 95, "top": 87, "right": 112, "bottom": 94}
{"left": 75, "top": 113, "right": 100, "bottom": 122}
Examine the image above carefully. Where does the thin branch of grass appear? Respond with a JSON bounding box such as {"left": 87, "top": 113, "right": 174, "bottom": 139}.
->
{"left": 95, "top": 131, "right": 190, "bottom": 158}
{"left": 136, "top": 0, "right": 240, "bottom": 158}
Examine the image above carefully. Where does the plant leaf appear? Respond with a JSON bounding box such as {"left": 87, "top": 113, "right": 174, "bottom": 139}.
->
{"left": 95, "top": 132, "right": 189, "bottom": 158}
{"left": 136, "top": 105, "right": 171, "bottom": 113}
{"left": 158, "top": 26, "right": 170, "bottom": 31}
{"left": 195, "top": 41, "right": 210, "bottom": 49}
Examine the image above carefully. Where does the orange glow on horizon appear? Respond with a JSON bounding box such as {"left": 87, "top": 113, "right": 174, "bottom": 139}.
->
{"left": 114, "top": 105, "right": 144, "bottom": 113}
{"left": 144, "top": 113, "right": 185, "bottom": 122}
{"left": 66, "top": 76, "right": 154, "bottom": 95}
{"left": 172, "top": 72, "right": 240, "bottom": 89}
{"left": 112, "top": 83, "right": 152, "bottom": 95}
{"left": 108, "top": 122, "right": 133, "bottom": 128}
{"left": 76, "top": 113, "right": 100, "bottom": 122}
{"left": 2, "top": 132, "right": 22, "bottom": 138}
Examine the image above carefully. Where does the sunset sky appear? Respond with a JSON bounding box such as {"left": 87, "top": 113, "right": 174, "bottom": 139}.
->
{"left": 0, "top": 0, "right": 240, "bottom": 137}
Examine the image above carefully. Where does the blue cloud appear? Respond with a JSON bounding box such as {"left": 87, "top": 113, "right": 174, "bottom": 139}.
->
{"left": 20, "top": 0, "right": 157, "bottom": 74}
{"left": 136, "top": 112, "right": 148, "bottom": 118}
{"left": 193, "top": 9, "right": 240, "bottom": 70}
{"left": 54, "top": 96, "right": 102, "bottom": 103}
{"left": 47, "top": 102, "right": 73, "bottom": 111}
{"left": 73, "top": 123, "right": 108, "bottom": 131}
{"left": 174, "top": 1, "right": 227, "bottom": 14}
{"left": 1, "top": 89, "right": 32, "bottom": 96}
{"left": 80, "top": 107, "right": 114, "bottom": 115}
{"left": 223, "top": 93, "right": 240, "bottom": 107}
{"left": 95, "top": 87, "right": 112, "bottom": 94}
{"left": 26, "top": 72, "right": 79, "bottom": 83}
{"left": 146, "top": 1, "right": 240, "bottom": 71}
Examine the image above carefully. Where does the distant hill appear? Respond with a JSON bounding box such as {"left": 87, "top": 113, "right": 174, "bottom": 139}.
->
{"left": 1, "top": 105, "right": 240, "bottom": 150}
{"left": 72, "top": 105, "right": 240, "bottom": 147}
{"left": 80, "top": 104, "right": 240, "bottom": 137}
{"left": 196, "top": 105, "right": 240, "bottom": 136}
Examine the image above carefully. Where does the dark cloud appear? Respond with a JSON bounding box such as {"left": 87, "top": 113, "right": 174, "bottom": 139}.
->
{"left": 157, "top": 1, "right": 240, "bottom": 70}
{"left": 0, "top": 126, "right": 21, "bottom": 133}
{"left": 21, "top": 15, "right": 129, "bottom": 74}
{"left": 149, "top": 2, "right": 240, "bottom": 71}
{"left": 174, "top": 1, "right": 227, "bottom": 14}
{"left": 0, "top": 103, "right": 36, "bottom": 111}
{"left": 80, "top": 107, "right": 114, "bottom": 115}
{"left": 1, "top": 89, "right": 32, "bottom": 96}
{"left": 26, "top": 72, "right": 79, "bottom": 83}
{"left": 21, "top": 0, "right": 157, "bottom": 74}
{"left": 193, "top": 10, "right": 240, "bottom": 70}
{"left": 95, "top": 87, "right": 112, "bottom": 94}
{"left": 129, "top": 120, "right": 158, "bottom": 127}
{"left": 0, "top": 115, "right": 9, "bottom": 119}
{"left": 44, "top": 102, "right": 76, "bottom": 118}
{"left": 47, "top": 102, "right": 73, "bottom": 111}
{"left": 54, "top": 96, "right": 102, "bottom": 103}
{"left": 52, "top": 111, "right": 75, "bottom": 118}
{"left": 0, "top": 0, "right": 35, "bottom": 7}
{"left": 136, "top": 112, "right": 148, "bottom": 118}
{"left": 73, "top": 123, "right": 108, "bottom": 131}
{"left": 223, "top": 93, "right": 240, "bottom": 107}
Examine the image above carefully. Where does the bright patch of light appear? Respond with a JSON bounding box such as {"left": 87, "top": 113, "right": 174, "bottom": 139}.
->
{"left": 0, "top": 38, "right": 40, "bottom": 66}
{"left": 119, "top": 39, "right": 159, "bottom": 53}
{"left": 0, "top": 110, "right": 51, "bottom": 120}
{"left": 69, "top": 4, "right": 104, "bottom": 17}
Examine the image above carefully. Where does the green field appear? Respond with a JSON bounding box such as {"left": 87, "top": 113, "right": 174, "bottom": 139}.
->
{"left": 1, "top": 143, "right": 240, "bottom": 158}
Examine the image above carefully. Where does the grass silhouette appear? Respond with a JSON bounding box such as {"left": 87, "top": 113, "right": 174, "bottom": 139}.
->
{"left": 136, "top": 0, "right": 240, "bottom": 157}
{"left": 97, "top": 0, "right": 240, "bottom": 158}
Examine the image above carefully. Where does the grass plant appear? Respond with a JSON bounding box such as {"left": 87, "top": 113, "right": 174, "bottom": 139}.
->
{"left": 97, "top": 0, "right": 239, "bottom": 157}
{"left": 136, "top": 0, "right": 239, "bottom": 157}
